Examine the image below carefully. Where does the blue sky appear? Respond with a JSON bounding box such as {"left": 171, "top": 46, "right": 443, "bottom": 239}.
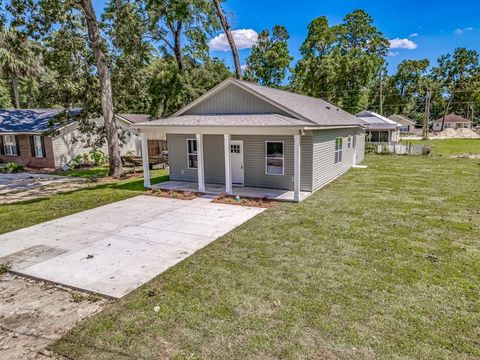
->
{"left": 94, "top": 0, "right": 480, "bottom": 75}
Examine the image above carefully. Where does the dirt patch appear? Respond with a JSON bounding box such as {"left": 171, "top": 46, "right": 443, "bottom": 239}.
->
{"left": 145, "top": 189, "right": 202, "bottom": 200}
{"left": 435, "top": 128, "right": 480, "bottom": 139}
{"left": 212, "top": 194, "right": 277, "bottom": 208}
{"left": 450, "top": 154, "right": 480, "bottom": 159}
{"left": 0, "top": 273, "right": 108, "bottom": 359}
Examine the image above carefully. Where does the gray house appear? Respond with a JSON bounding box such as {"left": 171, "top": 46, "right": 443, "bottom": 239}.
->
{"left": 134, "top": 78, "right": 365, "bottom": 202}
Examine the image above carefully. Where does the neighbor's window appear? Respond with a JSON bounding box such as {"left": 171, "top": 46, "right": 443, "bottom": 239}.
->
{"left": 33, "top": 135, "right": 43, "bottom": 158}
{"left": 186, "top": 139, "right": 197, "bottom": 169}
{"left": 347, "top": 136, "right": 352, "bottom": 149}
{"left": 335, "top": 137, "right": 342, "bottom": 164}
{"left": 3, "top": 135, "right": 17, "bottom": 156}
{"left": 266, "top": 141, "right": 284, "bottom": 175}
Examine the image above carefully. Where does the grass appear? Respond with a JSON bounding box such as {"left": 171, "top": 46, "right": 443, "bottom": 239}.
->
{"left": 49, "top": 154, "right": 480, "bottom": 359}
{"left": 51, "top": 166, "right": 150, "bottom": 178}
{"left": 401, "top": 138, "right": 480, "bottom": 157}
{"left": 0, "top": 169, "right": 168, "bottom": 235}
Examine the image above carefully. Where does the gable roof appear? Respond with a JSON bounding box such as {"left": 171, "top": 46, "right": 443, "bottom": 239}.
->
{"left": 434, "top": 113, "right": 471, "bottom": 123}
{"left": 356, "top": 111, "right": 400, "bottom": 130}
{"left": 171, "top": 78, "right": 363, "bottom": 127}
{"left": 388, "top": 114, "right": 416, "bottom": 126}
{"left": 0, "top": 109, "right": 81, "bottom": 133}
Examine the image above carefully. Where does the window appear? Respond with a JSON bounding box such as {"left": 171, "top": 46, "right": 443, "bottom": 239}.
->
{"left": 230, "top": 144, "right": 240, "bottom": 154}
{"left": 3, "top": 135, "right": 17, "bottom": 156}
{"left": 186, "top": 139, "right": 197, "bottom": 169}
{"left": 33, "top": 135, "right": 44, "bottom": 158}
{"left": 347, "top": 136, "right": 352, "bottom": 149}
{"left": 335, "top": 137, "right": 342, "bottom": 164}
{"left": 266, "top": 141, "right": 284, "bottom": 175}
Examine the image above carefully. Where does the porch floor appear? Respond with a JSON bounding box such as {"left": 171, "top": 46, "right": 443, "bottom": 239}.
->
{"left": 153, "top": 181, "right": 311, "bottom": 202}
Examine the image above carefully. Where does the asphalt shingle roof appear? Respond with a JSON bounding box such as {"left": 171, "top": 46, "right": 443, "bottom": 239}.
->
{"left": 0, "top": 109, "right": 80, "bottom": 133}
{"left": 356, "top": 110, "right": 399, "bottom": 130}
{"left": 434, "top": 113, "right": 471, "bottom": 123}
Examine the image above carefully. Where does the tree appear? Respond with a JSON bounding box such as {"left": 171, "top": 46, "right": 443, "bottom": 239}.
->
{"left": 211, "top": 0, "right": 241, "bottom": 79}
{"left": 244, "top": 25, "right": 292, "bottom": 87}
{"left": 0, "top": 26, "right": 42, "bottom": 108}
{"left": 79, "top": 0, "right": 122, "bottom": 177}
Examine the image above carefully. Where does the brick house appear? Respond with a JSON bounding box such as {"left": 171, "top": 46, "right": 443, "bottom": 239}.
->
{"left": 0, "top": 109, "right": 149, "bottom": 168}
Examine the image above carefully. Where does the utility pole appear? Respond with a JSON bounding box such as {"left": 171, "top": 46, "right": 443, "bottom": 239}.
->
{"left": 379, "top": 71, "right": 383, "bottom": 116}
{"left": 423, "top": 89, "right": 431, "bottom": 140}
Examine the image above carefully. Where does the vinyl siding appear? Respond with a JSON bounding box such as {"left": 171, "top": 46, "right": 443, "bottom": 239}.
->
{"left": 167, "top": 134, "right": 198, "bottom": 182}
{"left": 312, "top": 128, "right": 358, "bottom": 191}
{"left": 184, "top": 83, "right": 291, "bottom": 116}
{"left": 355, "top": 129, "right": 365, "bottom": 164}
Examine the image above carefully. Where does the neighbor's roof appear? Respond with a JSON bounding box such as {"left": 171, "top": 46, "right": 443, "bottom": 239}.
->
{"left": 356, "top": 110, "right": 400, "bottom": 130}
{"left": 0, "top": 109, "right": 81, "bottom": 133}
{"left": 135, "top": 114, "right": 313, "bottom": 127}
{"left": 434, "top": 113, "right": 471, "bottom": 123}
{"left": 388, "top": 114, "right": 416, "bottom": 125}
{"left": 116, "top": 114, "right": 151, "bottom": 124}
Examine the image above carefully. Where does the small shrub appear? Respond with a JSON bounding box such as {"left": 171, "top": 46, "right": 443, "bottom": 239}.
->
{"left": 5, "top": 162, "right": 24, "bottom": 173}
{"left": 0, "top": 262, "right": 11, "bottom": 274}
{"left": 89, "top": 149, "right": 106, "bottom": 166}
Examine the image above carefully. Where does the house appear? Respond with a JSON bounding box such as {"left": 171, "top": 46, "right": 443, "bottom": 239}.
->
{"left": 133, "top": 78, "right": 366, "bottom": 202}
{"left": 356, "top": 111, "right": 401, "bottom": 144}
{"left": 433, "top": 113, "right": 471, "bottom": 131}
{"left": 388, "top": 114, "right": 416, "bottom": 133}
{"left": 0, "top": 109, "right": 148, "bottom": 168}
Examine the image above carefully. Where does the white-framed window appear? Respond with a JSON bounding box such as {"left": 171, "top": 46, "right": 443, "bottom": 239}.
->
{"left": 347, "top": 136, "right": 352, "bottom": 149}
{"left": 33, "top": 135, "right": 43, "bottom": 158}
{"left": 335, "top": 137, "right": 343, "bottom": 164}
{"left": 266, "top": 141, "right": 284, "bottom": 175}
{"left": 186, "top": 139, "right": 197, "bottom": 169}
{"left": 3, "top": 135, "right": 17, "bottom": 156}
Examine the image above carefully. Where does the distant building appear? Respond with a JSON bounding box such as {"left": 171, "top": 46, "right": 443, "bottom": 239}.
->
{"left": 388, "top": 115, "right": 416, "bottom": 133}
{"left": 433, "top": 114, "right": 471, "bottom": 131}
{"left": 356, "top": 111, "right": 401, "bottom": 144}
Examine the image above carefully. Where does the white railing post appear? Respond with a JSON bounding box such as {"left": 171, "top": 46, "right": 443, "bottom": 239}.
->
{"left": 141, "top": 133, "right": 151, "bottom": 188}
{"left": 293, "top": 134, "right": 301, "bottom": 202}
{"left": 196, "top": 133, "right": 205, "bottom": 192}
{"left": 224, "top": 134, "right": 232, "bottom": 194}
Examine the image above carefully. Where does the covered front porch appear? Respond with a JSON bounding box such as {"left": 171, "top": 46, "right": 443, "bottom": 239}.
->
{"left": 153, "top": 180, "right": 311, "bottom": 202}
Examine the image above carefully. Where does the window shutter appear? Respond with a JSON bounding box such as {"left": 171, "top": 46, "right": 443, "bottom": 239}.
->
{"left": 30, "top": 136, "right": 36, "bottom": 157}
{"left": 15, "top": 135, "right": 20, "bottom": 156}
{"left": 40, "top": 136, "right": 46, "bottom": 158}
{"left": 0, "top": 136, "right": 4, "bottom": 155}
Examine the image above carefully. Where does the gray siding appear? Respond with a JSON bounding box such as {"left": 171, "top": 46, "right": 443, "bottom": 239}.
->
{"left": 312, "top": 128, "right": 357, "bottom": 191}
{"left": 167, "top": 133, "right": 313, "bottom": 192}
{"left": 184, "top": 84, "right": 291, "bottom": 116}
{"left": 355, "top": 129, "right": 365, "bottom": 164}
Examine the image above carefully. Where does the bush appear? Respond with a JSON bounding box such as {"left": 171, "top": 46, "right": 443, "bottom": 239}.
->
{"left": 89, "top": 149, "right": 106, "bottom": 166}
{"left": 5, "top": 162, "right": 24, "bottom": 173}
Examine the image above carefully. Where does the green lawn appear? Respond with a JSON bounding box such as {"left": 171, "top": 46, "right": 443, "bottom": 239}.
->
{"left": 0, "top": 169, "right": 168, "bottom": 235}
{"left": 51, "top": 166, "right": 148, "bottom": 178}
{"left": 401, "top": 138, "right": 480, "bottom": 157}
{"left": 49, "top": 154, "right": 480, "bottom": 359}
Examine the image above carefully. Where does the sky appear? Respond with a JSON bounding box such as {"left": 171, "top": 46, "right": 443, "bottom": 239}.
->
{"left": 94, "top": 0, "right": 480, "bottom": 75}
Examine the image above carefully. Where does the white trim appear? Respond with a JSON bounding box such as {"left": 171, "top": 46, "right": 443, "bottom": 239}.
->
{"left": 334, "top": 137, "right": 343, "bottom": 165}
{"left": 265, "top": 140, "right": 285, "bottom": 176}
{"left": 33, "top": 135, "right": 43, "bottom": 158}
{"left": 141, "top": 133, "right": 151, "bottom": 188}
{"left": 196, "top": 134, "right": 205, "bottom": 192}
{"left": 293, "top": 134, "right": 301, "bottom": 202}
{"left": 186, "top": 138, "right": 197, "bottom": 169}
{"left": 224, "top": 134, "right": 232, "bottom": 194}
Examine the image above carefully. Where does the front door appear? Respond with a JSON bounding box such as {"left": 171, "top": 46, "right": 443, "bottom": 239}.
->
{"left": 230, "top": 140, "right": 244, "bottom": 185}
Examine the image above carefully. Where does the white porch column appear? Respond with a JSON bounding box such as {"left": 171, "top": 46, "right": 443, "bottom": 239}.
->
{"left": 293, "top": 134, "right": 301, "bottom": 202}
{"left": 224, "top": 134, "right": 232, "bottom": 194}
{"left": 141, "top": 133, "right": 151, "bottom": 188}
{"left": 196, "top": 133, "right": 205, "bottom": 192}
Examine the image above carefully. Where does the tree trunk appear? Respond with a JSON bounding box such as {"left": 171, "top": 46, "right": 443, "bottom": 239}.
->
{"left": 171, "top": 21, "right": 184, "bottom": 72}
{"left": 212, "top": 0, "right": 241, "bottom": 79}
{"left": 11, "top": 76, "right": 20, "bottom": 109}
{"left": 80, "top": 0, "right": 123, "bottom": 178}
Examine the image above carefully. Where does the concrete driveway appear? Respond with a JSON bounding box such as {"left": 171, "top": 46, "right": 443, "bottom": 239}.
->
{"left": 0, "top": 196, "right": 264, "bottom": 298}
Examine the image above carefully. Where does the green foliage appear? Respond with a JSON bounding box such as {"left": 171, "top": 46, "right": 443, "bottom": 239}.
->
{"left": 89, "top": 149, "right": 106, "bottom": 166}
{"left": 0, "top": 78, "right": 12, "bottom": 107}
{"left": 244, "top": 25, "right": 293, "bottom": 87}
{"left": 4, "top": 162, "right": 24, "bottom": 173}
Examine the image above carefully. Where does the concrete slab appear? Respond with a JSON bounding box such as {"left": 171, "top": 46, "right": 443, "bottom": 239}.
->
{"left": 0, "top": 195, "right": 264, "bottom": 298}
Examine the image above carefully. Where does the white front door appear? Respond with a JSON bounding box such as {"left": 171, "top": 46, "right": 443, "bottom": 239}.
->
{"left": 230, "top": 140, "right": 244, "bottom": 185}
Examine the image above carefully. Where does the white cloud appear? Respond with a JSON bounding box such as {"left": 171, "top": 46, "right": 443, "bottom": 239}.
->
{"left": 409, "top": 33, "right": 418, "bottom": 37}
{"left": 209, "top": 29, "right": 258, "bottom": 51}
{"left": 240, "top": 64, "right": 248, "bottom": 71}
{"left": 389, "top": 38, "right": 418, "bottom": 50}
{"left": 454, "top": 27, "right": 474, "bottom": 35}
{"left": 388, "top": 51, "right": 399, "bottom": 57}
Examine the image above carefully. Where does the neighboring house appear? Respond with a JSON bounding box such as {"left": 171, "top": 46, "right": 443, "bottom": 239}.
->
{"left": 0, "top": 109, "right": 147, "bottom": 168}
{"left": 433, "top": 114, "right": 472, "bottom": 131}
{"left": 388, "top": 114, "right": 416, "bottom": 133}
{"left": 134, "top": 78, "right": 366, "bottom": 202}
{"left": 356, "top": 111, "right": 401, "bottom": 144}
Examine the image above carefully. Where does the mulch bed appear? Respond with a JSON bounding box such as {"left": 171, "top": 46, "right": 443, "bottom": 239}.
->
{"left": 145, "top": 189, "right": 202, "bottom": 200}
{"left": 212, "top": 194, "right": 278, "bottom": 208}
